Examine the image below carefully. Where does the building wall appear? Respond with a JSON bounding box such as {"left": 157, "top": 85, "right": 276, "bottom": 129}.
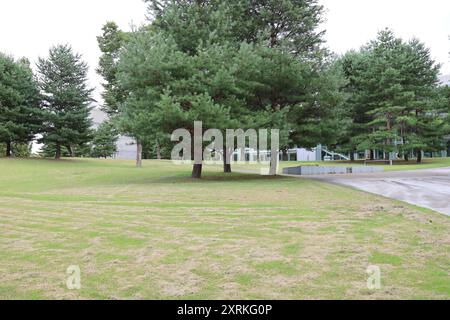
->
{"left": 91, "top": 108, "right": 136, "bottom": 160}
{"left": 114, "top": 136, "right": 137, "bottom": 160}
{"left": 296, "top": 148, "right": 317, "bottom": 162}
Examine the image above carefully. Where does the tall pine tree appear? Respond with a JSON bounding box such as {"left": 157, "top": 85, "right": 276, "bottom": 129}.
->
{"left": 97, "top": 22, "right": 129, "bottom": 117}
{"left": 138, "top": 0, "right": 335, "bottom": 177}
{"left": 37, "top": 45, "right": 93, "bottom": 160}
{"left": 0, "top": 54, "right": 41, "bottom": 157}
{"left": 338, "top": 30, "right": 443, "bottom": 162}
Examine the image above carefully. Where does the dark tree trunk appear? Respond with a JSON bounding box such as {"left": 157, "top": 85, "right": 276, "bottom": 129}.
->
{"left": 136, "top": 141, "right": 142, "bottom": 167}
{"left": 192, "top": 164, "right": 202, "bottom": 179}
{"left": 350, "top": 150, "right": 355, "bottom": 162}
{"left": 55, "top": 143, "right": 61, "bottom": 160}
{"left": 369, "top": 150, "right": 374, "bottom": 160}
{"left": 156, "top": 142, "right": 162, "bottom": 160}
{"left": 270, "top": 31, "right": 278, "bottom": 48}
{"left": 282, "top": 148, "right": 288, "bottom": 161}
{"left": 223, "top": 147, "right": 232, "bottom": 173}
{"left": 191, "top": 126, "right": 203, "bottom": 178}
{"left": 404, "top": 153, "right": 409, "bottom": 161}
{"left": 6, "top": 141, "right": 12, "bottom": 158}
{"left": 66, "top": 145, "right": 74, "bottom": 158}
{"left": 417, "top": 149, "right": 422, "bottom": 163}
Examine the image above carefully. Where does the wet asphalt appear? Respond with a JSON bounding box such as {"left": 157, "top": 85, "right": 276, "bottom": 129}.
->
{"left": 306, "top": 167, "right": 450, "bottom": 216}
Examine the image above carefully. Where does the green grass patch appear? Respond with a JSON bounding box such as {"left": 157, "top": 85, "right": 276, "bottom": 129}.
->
{"left": 0, "top": 158, "right": 448, "bottom": 299}
{"left": 369, "top": 252, "right": 403, "bottom": 266}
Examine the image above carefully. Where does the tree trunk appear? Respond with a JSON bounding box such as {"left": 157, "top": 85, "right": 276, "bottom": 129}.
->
{"left": 350, "top": 150, "right": 355, "bottom": 162}
{"left": 66, "top": 145, "right": 74, "bottom": 158}
{"left": 192, "top": 164, "right": 202, "bottom": 179}
{"left": 55, "top": 143, "right": 61, "bottom": 160}
{"left": 281, "top": 148, "right": 288, "bottom": 162}
{"left": 136, "top": 141, "right": 142, "bottom": 168}
{"left": 223, "top": 147, "right": 232, "bottom": 173}
{"left": 156, "top": 142, "right": 162, "bottom": 160}
{"left": 417, "top": 149, "right": 422, "bottom": 163}
{"left": 404, "top": 153, "right": 409, "bottom": 161}
{"left": 6, "top": 141, "right": 12, "bottom": 158}
{"left": 369, "top": 150, "right": 374, "bottom": 160}
{"left": 270, "top": 31, "right": 277, "bottom": 48}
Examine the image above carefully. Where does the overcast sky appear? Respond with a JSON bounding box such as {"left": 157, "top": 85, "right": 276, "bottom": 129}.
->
{"left": 1, "top": 0, "right": 449, "bottom": 104}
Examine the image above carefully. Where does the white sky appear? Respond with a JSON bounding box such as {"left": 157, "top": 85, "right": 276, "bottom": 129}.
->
{"left": 322, "top": 0, "right": 450, "bottom": 74}
{"left": 0, "top": 0, "right": 449, "bottom": 105}
{"left": 0, "top": 0, "right": 148, "bottom": 103}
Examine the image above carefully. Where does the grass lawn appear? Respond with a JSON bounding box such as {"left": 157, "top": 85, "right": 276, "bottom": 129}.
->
{"left": 257, "top": 157, "right": 450, "bottom": 174}
{"left": 0, "top": 158, "right": 449, "bottom": 299}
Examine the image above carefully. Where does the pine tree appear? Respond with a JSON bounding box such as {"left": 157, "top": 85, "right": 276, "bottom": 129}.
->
{"left": 91, "top": 121, "right": 118, "bottom": 158}
{"left": 97, "top": 22, "right": 129, "bottom": 117}
{"left": 117, "top": 30, "right": 232, "bottom": 177}
{"left": 337, "top": 50, "right": 373, "bottom": 160}
{"left": 97, "top": 22, "right": 164, "bottom": 167}
{"left": 37, "top": 45, "right": 94, "bottom": 160}
{"left": 339, "top": 30, "right": 443, "bottom": 162}
{"left": 145, "top": 0, "right": 325, "bottom": 56}
{"left": 139, "top": 0, "right": 335, "bottom": 177}
{"left": 0, "top": 54, "right": 41, "bottom": 157}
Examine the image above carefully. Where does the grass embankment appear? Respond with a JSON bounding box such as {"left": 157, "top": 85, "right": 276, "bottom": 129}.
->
{"left": 0, "top": 158, "right": 448, "bottom": 299}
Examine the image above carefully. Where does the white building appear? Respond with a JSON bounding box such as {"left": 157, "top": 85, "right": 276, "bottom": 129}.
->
{"left": 232, "top": 145, "right": 349, "bottom": 163}
{"left": 91, "top": 108, "right": 136, "bottom": 160}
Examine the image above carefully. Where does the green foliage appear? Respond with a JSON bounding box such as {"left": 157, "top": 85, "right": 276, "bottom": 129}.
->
{"left": 0, "top": 142, "right": 32, "bottom": 158}
{"left": 145, "top": 0, "right": 326, "bottom": 56}
{"left": 40, "top": 143, "right": 71, "bottom": 158}
{"left": 40, "top": 142, "right": 91, "bottom": 158}
{"left": 118, "top": 0, "right": 338, "bottom": 164}
{"left": 0, "top": 53, "right": 41, "bottom": 157}
{"left": 337, "top": 29, "right": 444, "bottom": 160}
{"left": 436, "top": 85, "right": 450, "bottom": 140}
{"left": 37, "top": 45, "right": 94, "bottom": 159}
{"left": 91, "top": 122, "right": 119, "bottom": 158}
{"left": 97, "top": 22, "right": 130, "bottom": 117}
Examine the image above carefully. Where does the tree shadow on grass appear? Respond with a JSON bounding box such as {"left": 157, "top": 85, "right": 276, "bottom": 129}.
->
{"left": 132, "top": 172, "right": 289, "bottom": 186}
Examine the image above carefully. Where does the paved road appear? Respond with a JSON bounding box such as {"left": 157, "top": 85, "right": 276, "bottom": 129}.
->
{"left": 306, "top": 167, "right": 450, "bottom": 216}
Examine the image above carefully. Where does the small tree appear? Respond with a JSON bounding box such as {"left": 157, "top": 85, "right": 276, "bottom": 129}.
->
{"left": 91, "top": 122, "right": 118, "bottom": 158}
{"left": 37, "top": 45, "right": 94, "bottom": 160}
